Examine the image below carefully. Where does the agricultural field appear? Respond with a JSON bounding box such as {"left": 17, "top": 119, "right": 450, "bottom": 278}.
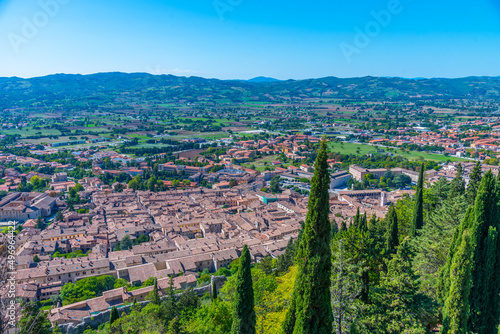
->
{"left": 329, "top": 141, "right": 469, "bottom": 162}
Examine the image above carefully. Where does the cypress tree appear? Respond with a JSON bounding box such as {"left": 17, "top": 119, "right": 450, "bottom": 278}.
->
{"left": 466, "top": 161, "right": 481, "bottom": 206}
{"left": 277, "top": 238, "right": 296, "bottom": 274}
{"left": 438, "top": 208, "right": 473, "bottom": 303}
{"left": 384, "top": 205, "right": 399, "bottom": 254}
{"left": 283, "top": 138, "right": 332, "bottom": 334}
{"left": 369, "top": 213, "right": 377, "bottom": 229}
{"left": 361, "top": 212, "right": 368, "bottom": 232}
{"left": 331, "top": 220, "right": 339, "bottom": 238}
{"left": 149, "top": 278, "right": 161, "bottom": 305}
{"left": 439, "top": 171, "right": 500, "bottom": 333}
{"left": 410, "top": 163, "right": 425, "bottom": 237}
{"left": 109, "top": 306, "right": 119, "bottom": 325}
{"left": 232, "top": 244, "right": 256, "bottom": 334}
{"left": 352, "top": 207, "right": 361, "bottom": 230}
{"left": 212, "top": 279, "right": 218, "bottom": 301}
{"left": 163, "top": 277, "right": 179, "bottom": 324}
{"left": 449, "top": 163, "right": 466, "bottom": 199}
{"left": 467, "top": 171, "right": 500, "bottom": 333}
{"left": 340, "top": 220, "right": 347, "bottom": 233}
{"left": 440, "top": 231, "right": 473, "bottom": 334}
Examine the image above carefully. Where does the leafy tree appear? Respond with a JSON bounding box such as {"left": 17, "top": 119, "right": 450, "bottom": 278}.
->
{"left": 147, "top": 176, "right": 158, "bottom": 191}
{"left": 269, "top": 175, "right": 281, "bottom": 194}
{"left": 410, "top": 163, "right": 425, "bottom": 237}
{"left": 18, "top": 302, "right": 52, "bottom": 334}
{"left": 120, "top": 234, "right": 133, "bottom": 250}
{"left": 229, "top": 179, "right": 238, "bottom": 188}
{"left": 177, "top": 288, "right": 200, "bottom": 311}
{"left": 117, "top": 303, "right": 165, "bottom": 333}
{"left": 283, "top": 138, "right": 332, "bottom": 334}
{"left": 55, "top": 210, "right": 64, "bottom": 222}
{"left": 167, "top": 316, "right": 183, "bottom": 334}
{"left": 258, "top": 256, "right": 274, "bottom": 275}
{"left": 35, "top": 217, "right": 47, "bottom": 230}
{"left": 232, "top": 244, "right": 256, "bottom": 334}
{"left": 393, "top": 173, "right": 412, "bottom": 189}
{"left": 33, "top": 254, "right": 41, "bottom": 263}
{"left": 128, "top": 175, "right": 143, "bottom": 191}
{"left": 354, "top": 239, "right": 432, "bottom": 334}
{"left": 61, "top": 275, "right": 116, "bottom": 305}
{"left": 187, "top": 300, "right": 233, "bottom": 334}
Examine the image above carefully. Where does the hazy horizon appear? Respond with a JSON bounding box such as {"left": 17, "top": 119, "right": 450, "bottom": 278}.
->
{"left": 2, "top": 71, "right": 500, "bottom": 82}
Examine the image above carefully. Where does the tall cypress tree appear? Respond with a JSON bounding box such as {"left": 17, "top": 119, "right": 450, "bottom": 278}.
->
{"left": 466, "top": 161, "right": 481, "bottom": 206}
{"left": 232, "top": 244, "right": 256, "bottom": 334}
{"left": 467, "top": 171, "right": 500, "bottom": 333}
{"left": 438, "top": 208, "right": 473, "bottom": 303}
{"left": 384, "top": 205, "right": 399, "bottom": 254}
{"left": 410, "top": 163, "right": 425, "bottom": 237}
{"left": 439, "top": 171, "right": 500, "bottom": 333}
{"left": 369, "top": 214, "right": 377, "bottom": 229}
{"left": 276, "top": 238, "right": 296, "bottom": 274}
{"left": 283, "top": 138, "right": 332, "bottom": 334}
{"left": 149, "top": 278, "right": 161, "bottom": 305}
{"left": 440, "top": 231, "right": 473, "bottom": 334}
{"left": 109, "top": 306, "right": 119, "bottom": 325}
{"left": 449, "top": 163, "right": 466, "bottom": 199}
{"left": 340, "top": 220, "right": 347, "bottom": 233}
{"left": 352, "top": 207, "right": 361, "bottom": 230}
{"left": 361, "top": 212, "right": 368, "bottom": 232}
{"left": 211, "top": 279, "right": 218, "bottom": 301}
{"left": 331, "top": 220, "right": 339, "bottom": 238}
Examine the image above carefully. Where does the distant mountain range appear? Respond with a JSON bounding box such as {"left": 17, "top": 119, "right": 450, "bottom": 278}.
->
{"left": 1, "top": 72, "right": 500, "bottom": 109}
{"left": 246, "top": 76, "right": 281, "bottom": 83}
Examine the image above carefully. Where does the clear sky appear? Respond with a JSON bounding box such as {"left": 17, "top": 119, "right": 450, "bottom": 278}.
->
{"left": 0, "top": 0, "right": 499, "bottom": 79}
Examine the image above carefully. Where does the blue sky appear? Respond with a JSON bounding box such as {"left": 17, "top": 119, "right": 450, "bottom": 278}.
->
{"left": 0, "top": 0, "right": 499, "bottom": 79}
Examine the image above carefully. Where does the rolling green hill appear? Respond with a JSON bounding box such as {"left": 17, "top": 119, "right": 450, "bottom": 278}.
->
{"left": 1, "top": 73, "right": 500, "bottom": 109}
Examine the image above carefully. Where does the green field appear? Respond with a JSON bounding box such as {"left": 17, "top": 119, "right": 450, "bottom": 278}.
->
{"left": 0, "top": 127, "right": 62, "bottom": 137}
{"left": 177, "top": 117, "right": 232, "bottom": 127}
{"left": 329, "top": 141, "right": 468, "bottom": 162}
{"left": 241, "top": 155, "right": 284, "bottom": 171}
